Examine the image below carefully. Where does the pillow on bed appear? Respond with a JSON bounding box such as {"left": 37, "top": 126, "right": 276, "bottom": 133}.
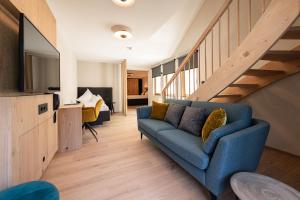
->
{"left": 77, "top": 89, "right": 93, "bottom": 103}
{"left": 84, "top": 95, "right": 102, "bottom": 108}
{"left": 96, "top": 94, "right": 103, "bottom": 100}
{"left": 101, "top": 103, "right": 110, "bottom": 111}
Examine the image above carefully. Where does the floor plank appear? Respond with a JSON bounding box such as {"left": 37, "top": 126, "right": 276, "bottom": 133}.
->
{"left": 43, "top": 108, "right": 300, "bottom": 200}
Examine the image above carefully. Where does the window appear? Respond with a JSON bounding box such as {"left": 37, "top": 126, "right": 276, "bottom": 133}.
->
{"left": 153, "top": 76, "right": 161, "bottom": 95}
{"left": 162, "top": 60, "right": 176, "bottom": 98}
{"left": 152, "top": 65, "right": 162, "bottom": 95}
{"left": 163, "top": 73, "right": 175, "bottom": 97}
{"left": 178, "top": 52, "right": 199, "bottom": 97}
{"left": 184, "top": 68, "right": 197, "bottom": 96}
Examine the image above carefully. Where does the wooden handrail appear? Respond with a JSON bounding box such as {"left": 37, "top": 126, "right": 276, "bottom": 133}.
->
{"left": 162, "top": 0, "right": 233, "bottom": 94}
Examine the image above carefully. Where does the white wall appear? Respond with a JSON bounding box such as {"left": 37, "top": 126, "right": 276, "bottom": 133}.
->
{"left": 242, "top": 73, "right": 300, "bottom": 157}
{"left": 174, "top": 0, "right": 225, "bottom": 57}
{"left": 57, "top": 32, "right": 78, "bottom": 104}
{"left": 77, "top": 61, "right": 122, "bottom": 112}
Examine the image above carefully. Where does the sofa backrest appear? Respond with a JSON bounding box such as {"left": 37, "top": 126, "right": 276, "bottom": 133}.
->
{"left": 191, "top": 101, "right": 252, "bottom": 125}
{"left": 164, "top": 99, "right": 252, "bottom": 125}
{"left": 165, "top": 99, "right": 192, "bottom": 106}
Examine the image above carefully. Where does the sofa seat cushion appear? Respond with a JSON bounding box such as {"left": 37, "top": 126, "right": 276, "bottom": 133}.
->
{"left": 156, "top": 129, "right": 210, "bottom": 170}
{"left": 138, "top": 119, "right": 176, "bottom": 138}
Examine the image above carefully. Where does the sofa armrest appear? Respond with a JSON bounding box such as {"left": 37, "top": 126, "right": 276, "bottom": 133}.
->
{"left": 205, "top": 119, "right": 270, "bottom": 196}
{"left": 203, "top": 120, "right": 250, "bottom": 154}
{"left": 136, "top": 106, "right": 152, "bottom": 119}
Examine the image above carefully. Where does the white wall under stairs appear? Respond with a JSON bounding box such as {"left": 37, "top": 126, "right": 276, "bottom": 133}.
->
{"left": 242, "top": 72, "right": 300, "bottom": 157}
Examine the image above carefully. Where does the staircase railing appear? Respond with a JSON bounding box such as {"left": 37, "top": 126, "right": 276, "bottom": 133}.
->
{"left": 162, "top": 0, "right": 271, "bottom": 100}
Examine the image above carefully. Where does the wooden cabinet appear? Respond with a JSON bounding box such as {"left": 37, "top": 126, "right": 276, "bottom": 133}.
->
{"left": 38, "top": 120, "right": 49, "bottom": 171}
{"left": 0, "top": 94, "right": 58, "bottom": 189}
{"left": 18, "top": 127, "right": 41, "bottom": 183}
{"left": 127, "top": 78, "right": 139, "bottom": 95}
{"left": 58, "top": 104, "right": 83, "bottom": 152}
{"left": 47, "top": 117, "right": 58, "bottom": 164}
{"left": 9, "top": 0, "right": 57, "bottom": 46}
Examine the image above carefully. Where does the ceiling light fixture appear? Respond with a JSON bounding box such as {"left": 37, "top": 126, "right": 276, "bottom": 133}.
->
{"left": 112, "top": 0, "right": 135, "bottom": 7}
{"left": 111, "top": 25, "right": 132, "bottom": 40}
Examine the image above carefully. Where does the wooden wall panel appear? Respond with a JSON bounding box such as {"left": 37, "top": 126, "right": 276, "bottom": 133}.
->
{"left": 9, "top": 0, "right": 57, "bottom": 46}
{"left": 0, "top": 3, "right": 19, "bottom": 91}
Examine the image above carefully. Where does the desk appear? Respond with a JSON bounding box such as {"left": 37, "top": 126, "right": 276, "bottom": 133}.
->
{"left": 58, "top": 104, "right": 83, "bottom": 152}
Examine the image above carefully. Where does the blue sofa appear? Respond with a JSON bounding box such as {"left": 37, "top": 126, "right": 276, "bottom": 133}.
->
{"left": 137, "top": 100, "right": 269, "bottom": 199}
{"left": 0, "top": 181, "right": 59, "bottom": 200}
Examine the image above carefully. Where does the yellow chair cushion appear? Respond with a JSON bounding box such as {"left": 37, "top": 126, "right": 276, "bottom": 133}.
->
{"left": 201, "top": 108, "right": 227, "bottom": 142}
{"left": 82, "top": 99, "right": 103, "bottom": 123}
{"left": 150, "top": 101, "right": 169, "bottom": 120}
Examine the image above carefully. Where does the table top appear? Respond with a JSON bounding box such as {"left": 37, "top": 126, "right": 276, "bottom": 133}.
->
{"left": 230, "top": 172, "right": 300, "bottom": 200}
{"left": 60, "top": 103, "right": 83, "bottom": 109}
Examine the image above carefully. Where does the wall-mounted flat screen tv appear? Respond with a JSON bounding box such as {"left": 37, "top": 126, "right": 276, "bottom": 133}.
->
{"left": 19, "top": 13, "right": 60, "bottom": 93}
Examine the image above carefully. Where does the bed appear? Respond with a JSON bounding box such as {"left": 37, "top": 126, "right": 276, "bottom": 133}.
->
{"left": 78, "top": 87, "right": 112, "bottom": 125}
{"left": 127, "top": 95, "right": 148, "bottom": 106}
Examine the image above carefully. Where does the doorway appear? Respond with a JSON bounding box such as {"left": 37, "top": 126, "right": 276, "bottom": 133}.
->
{"left": 127, "top": 70, "right": 148, "bottom": 107}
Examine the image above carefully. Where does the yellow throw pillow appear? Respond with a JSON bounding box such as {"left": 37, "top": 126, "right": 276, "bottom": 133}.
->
{"left": 201, "top": 108, "right": 227, "bottom": 142}
{"left": 151, "top": 101, "right": 169, "bottom": 120}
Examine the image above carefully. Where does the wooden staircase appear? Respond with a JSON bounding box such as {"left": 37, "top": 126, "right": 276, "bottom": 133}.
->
{"left": 162, "top": 0, "right": 300, "bottom": 103}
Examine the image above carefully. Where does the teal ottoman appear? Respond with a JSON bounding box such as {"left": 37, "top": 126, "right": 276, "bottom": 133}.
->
{"left": 0, "top": 181, "right": 59, "bottom": 200}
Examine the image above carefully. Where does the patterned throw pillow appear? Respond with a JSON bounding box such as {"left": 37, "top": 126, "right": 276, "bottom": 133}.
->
{"left": 150, "top": 101, "right": 169, "bottom": 120}
{"left": 164, "top": 103, "right": 186, "bottom": 127}
{"left": 178, "top": 106, "right": 207, "bottom": 136}
{"left": 202, "top": 108, "right": 227, "bottom": 142}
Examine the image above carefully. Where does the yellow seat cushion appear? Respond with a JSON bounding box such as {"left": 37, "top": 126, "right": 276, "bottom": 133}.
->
{"left": 201, "top": 108, "right": 227, "bottom": 142}
{"left": 82, "top": 99, "right": 103, "bottom": 123}
{"left": 150, "top": 101, "right": 169, "bottom": 120}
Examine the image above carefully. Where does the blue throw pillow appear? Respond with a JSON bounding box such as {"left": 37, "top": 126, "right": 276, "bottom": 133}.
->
{"left": 164, "top": 103, "right": 186, "bottom": 128}
{"left": 178, "top": 106, "right": 207, "bottom": 136}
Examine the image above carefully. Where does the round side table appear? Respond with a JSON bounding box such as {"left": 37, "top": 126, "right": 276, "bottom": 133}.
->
{"left": 230, "top": 172, "right": 300, "bottom": 200}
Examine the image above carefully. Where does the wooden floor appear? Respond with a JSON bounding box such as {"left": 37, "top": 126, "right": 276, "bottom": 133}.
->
{"left": 43, "top": 108, "right": 300, "bottom": 200}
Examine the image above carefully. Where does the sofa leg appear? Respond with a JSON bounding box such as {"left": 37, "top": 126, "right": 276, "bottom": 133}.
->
{"left": 140, "top": 132, "right": 143, "bottom": 140}
{"left": 209, "top": 192, "right": 217, "bottom": 200}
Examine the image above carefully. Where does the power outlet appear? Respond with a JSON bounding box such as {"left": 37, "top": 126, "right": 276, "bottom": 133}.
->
{"left": 38, "top": 103, "right": 48, "bottom": 115}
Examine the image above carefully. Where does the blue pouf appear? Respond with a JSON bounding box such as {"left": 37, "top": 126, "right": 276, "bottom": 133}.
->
{"left": 0, "top": 181, "right": 59, "bottom": 200}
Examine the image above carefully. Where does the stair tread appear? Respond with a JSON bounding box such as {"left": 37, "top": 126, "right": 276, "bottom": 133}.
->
{"left": 282, "top": 26, "right": 300, "bottom": 39}
{"left": 244, "top": 69, "right": 285, "bottom": 76}
{"left": 262, "top": 50, "right": 300, "bottom": 61}
{"left": 214, "top": 94, "right": 242, "bottom": 98}
{"left": 230, "top": 83, "right": 259, "bottom": 88}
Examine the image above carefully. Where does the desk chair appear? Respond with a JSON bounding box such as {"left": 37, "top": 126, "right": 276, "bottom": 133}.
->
{"left": 82, "top": 99, "right": 103, "bottom": 142}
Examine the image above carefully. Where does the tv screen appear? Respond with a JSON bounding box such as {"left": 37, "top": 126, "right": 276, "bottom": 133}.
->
{"left": 19, "top": 14, "right": 60, "bottom": 93}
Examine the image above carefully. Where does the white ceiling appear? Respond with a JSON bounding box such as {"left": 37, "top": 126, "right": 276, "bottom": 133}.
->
{"left": 47, "top": 0, "right": 204, "bottom": 69}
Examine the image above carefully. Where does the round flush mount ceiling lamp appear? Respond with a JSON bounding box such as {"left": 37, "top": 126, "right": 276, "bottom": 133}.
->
{"left": 111, "top": 25, "right": 133, "bottom": 40}
{"left": 112, "top": 0, "right": 135, "bottom": 7}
